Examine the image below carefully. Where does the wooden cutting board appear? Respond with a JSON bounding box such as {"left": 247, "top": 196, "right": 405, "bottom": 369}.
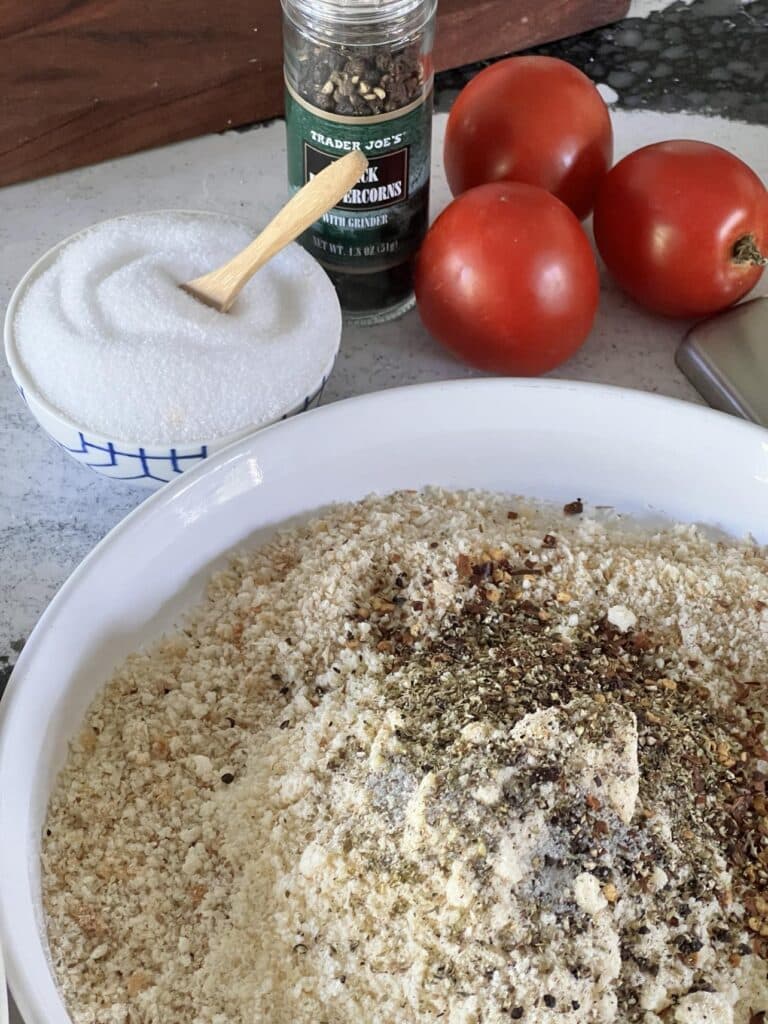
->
{"left": 0, "top": 0, "right": 629, "bottom": 188}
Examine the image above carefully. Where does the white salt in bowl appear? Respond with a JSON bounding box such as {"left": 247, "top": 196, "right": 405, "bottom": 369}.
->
{"left": 4, "top": 210, "right": 342, "bottom": 490}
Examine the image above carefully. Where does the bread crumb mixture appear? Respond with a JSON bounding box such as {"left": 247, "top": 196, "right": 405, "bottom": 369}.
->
{"left": 42, "top": 491, "right": 768, "bottom": 1024}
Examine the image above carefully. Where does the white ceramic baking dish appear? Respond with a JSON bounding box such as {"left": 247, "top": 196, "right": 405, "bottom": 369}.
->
{"left": 1, "top": 379, "right": 767, "bottom": 1022}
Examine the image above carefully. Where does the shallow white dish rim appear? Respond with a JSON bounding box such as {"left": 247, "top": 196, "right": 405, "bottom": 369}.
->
{"left": 0, "top": 940, "right": 7, "bottom": 1024}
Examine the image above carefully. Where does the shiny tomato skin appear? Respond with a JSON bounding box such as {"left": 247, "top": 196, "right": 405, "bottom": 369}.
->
{"left": 444, "top": 56, "right": 613, "bottom": 220}
{"left": 593, "top": 140, "right": 768, "bottom": 318}
{"left": 414, "top": 182, "right": 599, "bottom": 375}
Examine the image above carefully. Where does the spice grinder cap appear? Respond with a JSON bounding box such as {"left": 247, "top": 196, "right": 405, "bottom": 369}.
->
{"left": 282, "top": 0, "right": 437, "bottom": 43}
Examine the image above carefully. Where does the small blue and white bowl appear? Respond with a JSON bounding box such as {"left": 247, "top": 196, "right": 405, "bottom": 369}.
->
{"left": 4, "top": 212, "right": 341, "bottom": 491}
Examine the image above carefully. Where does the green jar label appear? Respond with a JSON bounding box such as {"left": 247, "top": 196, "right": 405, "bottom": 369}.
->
{"left": 305, "top": 143, "right": 409, "bottom": 207}
{"left": 285, "top": 81, "right": 433, "bottom": 272}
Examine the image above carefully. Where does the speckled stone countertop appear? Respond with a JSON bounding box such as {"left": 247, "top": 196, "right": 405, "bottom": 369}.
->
{"left": 2, "top": 0, "right": 767, "bottom": 1019}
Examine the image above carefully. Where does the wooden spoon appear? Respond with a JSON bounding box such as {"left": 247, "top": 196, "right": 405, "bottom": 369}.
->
{"left": 182, "top": 149, "right": 368, "bottom": 313}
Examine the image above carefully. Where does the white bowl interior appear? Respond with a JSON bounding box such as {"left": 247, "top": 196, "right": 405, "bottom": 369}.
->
{"left": 1, "top": 379, "right": 767, "bottom": 1024}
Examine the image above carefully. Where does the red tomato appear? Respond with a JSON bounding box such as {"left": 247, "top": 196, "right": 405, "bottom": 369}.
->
{"left": 414, "top": 182, "right": 599, "bottom": 375}
{"left": 593, "top": 140, "right": 768, "bottom": 318}
{"left": 444, "top": 56, "right": 613, "bottom": 220}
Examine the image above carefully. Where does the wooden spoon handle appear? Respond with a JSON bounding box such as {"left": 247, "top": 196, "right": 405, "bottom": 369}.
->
{"left": 184, "top": 149, "right": 368, "bottom": 313}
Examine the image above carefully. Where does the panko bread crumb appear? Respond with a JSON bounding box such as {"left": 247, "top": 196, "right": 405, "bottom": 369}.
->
{"left": 42, "top": 490, "right": 768, "bottom": 1023}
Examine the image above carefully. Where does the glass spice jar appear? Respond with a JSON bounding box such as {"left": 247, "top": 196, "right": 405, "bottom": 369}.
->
{"left": 282, "top": 0, "right": 437, "bottom": 324}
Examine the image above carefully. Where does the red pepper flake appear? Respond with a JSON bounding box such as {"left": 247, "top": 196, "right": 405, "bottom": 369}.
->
{"left": 542, "top": 534, "right": 557, "bottom": 548}
{"left": 507, "top": 510, "right": 519, "bottom": 520}
{"left": 456, "top": 554, "right": 472, "bottom": 578}
{"left": 563, "top": 499, "right": 584, "bottom": 516}
{"left": 629, "top": 631, "right": 655, "bottom": 651}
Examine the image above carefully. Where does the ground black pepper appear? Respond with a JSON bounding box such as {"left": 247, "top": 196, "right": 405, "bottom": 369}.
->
{"left": 350, "top": 542, "right": 768, "bottom": 1019}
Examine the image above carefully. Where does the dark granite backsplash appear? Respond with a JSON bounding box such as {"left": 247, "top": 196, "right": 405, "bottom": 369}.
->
{"left": 436, "top": 0, "right": 768, "bottom": 124}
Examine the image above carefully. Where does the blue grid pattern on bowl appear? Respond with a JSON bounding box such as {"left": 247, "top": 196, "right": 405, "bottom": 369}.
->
{"left": 20, "top": 373, "right": 330, "bottom": 483}
{"left": 60, "top": 433, "right": 208, "bottom": 484}
{"left": 281, "top": 376, "right": 328, "bottom": 419}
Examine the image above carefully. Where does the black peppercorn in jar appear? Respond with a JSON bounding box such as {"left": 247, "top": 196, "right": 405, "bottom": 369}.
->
{"left": 282, "top": 0, "right": 437, "bottom": 324}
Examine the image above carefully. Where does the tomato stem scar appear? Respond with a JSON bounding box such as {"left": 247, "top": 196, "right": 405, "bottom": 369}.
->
{"left": 732, "top": 234, "right": 767, "bottom": 267}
